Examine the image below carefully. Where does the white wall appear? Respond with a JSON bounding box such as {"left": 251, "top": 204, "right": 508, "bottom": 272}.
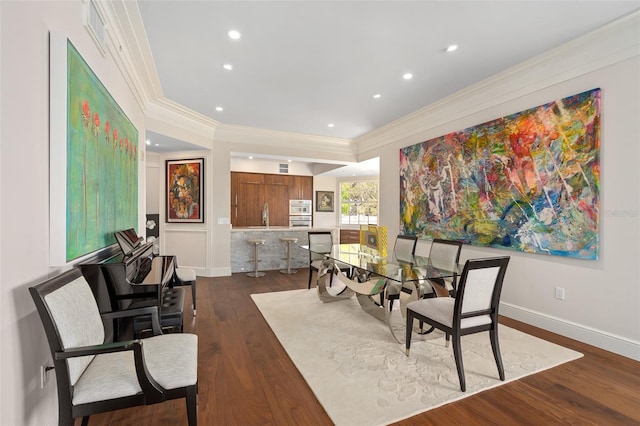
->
{"left": 0, "top": 2, "right": 147, "bottom": 425}
{"left": 146, "top": 152, "right": 161, "bottom": 214}
{"left": 360, "top": 15, "right": 640, "bottom": 360}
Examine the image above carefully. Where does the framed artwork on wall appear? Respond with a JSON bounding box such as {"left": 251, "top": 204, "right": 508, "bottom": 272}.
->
{"left": 316, "top": 191, "right": 334, "bottom": 212}
{"left": 49, "top": 32, "right": 139, "bottom": 265}
{"left": 399, "top": 88, "right": 600, "bottom": 260}
{"left": 166, "top": 158, "right": 204, "bottom": 223}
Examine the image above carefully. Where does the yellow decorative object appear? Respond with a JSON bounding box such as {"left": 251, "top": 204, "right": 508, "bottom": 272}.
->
{"left": 360, "top": 225, "right": 368, "bottom": 245}
{"left": 377, "top": 226, "right": 388, "bottom": 258}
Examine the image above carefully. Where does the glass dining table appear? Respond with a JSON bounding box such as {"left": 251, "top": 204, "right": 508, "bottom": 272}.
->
{"left": 302, "top": 243, "right": 461, "bottom": 343}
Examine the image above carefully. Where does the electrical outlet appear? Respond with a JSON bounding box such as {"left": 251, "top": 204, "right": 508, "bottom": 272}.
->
{"left": 40, "top": 365, "right": 53, "bottom": 388}
{"left": 555, "top": 287, "right": 565, "bottom": 300}
{"left": 40, "top": 365, "right": 46, "bottom": 389}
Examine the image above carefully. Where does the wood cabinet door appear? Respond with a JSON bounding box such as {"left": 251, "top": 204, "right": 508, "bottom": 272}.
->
{"left": 265, "top": 184, "right": 289, "bottom": 226}
{"left": 264, "top": 174, "right": 290, "bottom": 186}
{"left": 237, "top": 182, "right": 265, "bottom": 226}
{"left": 236, "top": 172, "right": 264, "bottom": 185}
{"left": 299, "top": 176, "right": 313, "bottom": 200}
{"left": 289, "top": 176, "right": 313, "bottom": 200}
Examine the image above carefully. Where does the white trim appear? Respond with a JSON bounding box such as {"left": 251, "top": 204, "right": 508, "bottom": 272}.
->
{"left": 49, "top": 31, "right": 69, "bottom": 266}
{"left": 206, "top": 267, "right": 231, "bottom": 277}
{"left": 500, "top": 302, "right": 640, "bottom": 361}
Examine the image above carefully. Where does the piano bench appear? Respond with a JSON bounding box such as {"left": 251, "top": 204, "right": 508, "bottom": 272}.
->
{"left": 133, "top": 287, "right": 185, "bottom": 336}
{"left": 174, "top": 268, "right": 197, "bottom": 316}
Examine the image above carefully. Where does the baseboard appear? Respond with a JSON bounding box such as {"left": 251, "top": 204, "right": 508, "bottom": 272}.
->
{"left": 500, "top": 302, "right": 640, "bottom": 361}
{"left": 195, "top": 266, "right": 231, "bottom": 277}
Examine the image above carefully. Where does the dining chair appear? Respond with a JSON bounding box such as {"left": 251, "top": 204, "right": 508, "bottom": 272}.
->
{"left": 385, "top": 235, "right": 418, "bottom": 308}
{"left": 405, "top": 256, "right": 510, "bottom": 392}
{"left": 393, "top": 234, "right": 418, "bottom": 263}
{"left": 308, "top": 231, "right": 351, "bottom": 289}
{"left": 427, "top": 239, "right": 463, "bottom": 297}
{"left": 414, "top": 238, "right": 431, "bottom": 258}
{"left": 29, "top": 268, "right": 198, "bottom": 425}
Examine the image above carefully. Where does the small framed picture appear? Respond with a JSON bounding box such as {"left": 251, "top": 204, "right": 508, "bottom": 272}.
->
{"left": 166, "top": 158, "right": 204, "bottom": 223}
{"left": 316, "top": 190, "right": 334, "bottom": 212}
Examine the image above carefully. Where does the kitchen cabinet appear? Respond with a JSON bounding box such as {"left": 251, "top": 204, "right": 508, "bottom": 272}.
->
{"left": 288, "top": 175, "right": 313, "bottom": 200}
{"left": 340, "top": 229, "right": 360, "bottom": 244}
{"left": 265, "top": 184, "right": 289, "bottom": 226}
{"left": 231, "top": 172, "right": 312, "bottom": 227}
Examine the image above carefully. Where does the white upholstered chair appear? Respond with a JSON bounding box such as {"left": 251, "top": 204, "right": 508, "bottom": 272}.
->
{"left": 405, "top": 256, "right": 510, "bottom": 392}
{"left": 393, "top": 235, "right": 418, "bottom": 263}
{"left": 29, "top": 268, "right": 198, "bottom": 425}
{"left": 427, "top": 239, "right": 463, "bottom": 297}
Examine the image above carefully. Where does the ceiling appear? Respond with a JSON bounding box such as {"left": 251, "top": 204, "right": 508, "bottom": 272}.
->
{"left": 138, "top": 1, "right": 639, "bottom": 175}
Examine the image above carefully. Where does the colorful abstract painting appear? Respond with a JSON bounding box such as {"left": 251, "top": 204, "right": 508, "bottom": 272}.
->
{"left": 66, "top": 40, "right": 138, "bottom": 261}
{"left": 166, "top": 158, "right": 204, "bottom": 223}
{"left": 400, "top": 89, "right": 600, "bottom": 259}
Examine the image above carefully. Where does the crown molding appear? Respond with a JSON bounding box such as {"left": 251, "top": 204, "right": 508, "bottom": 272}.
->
{"left": 145, "top": 98, "right": 218, "bottom": 139}
{"left": 216, "top": 124, "right": 356, "bottom": 160}
{"left": 356, "top": 11, "right": 640, "bottom": 154}
{"left": 101, "top": 0, "right": 357, "bottom": 158}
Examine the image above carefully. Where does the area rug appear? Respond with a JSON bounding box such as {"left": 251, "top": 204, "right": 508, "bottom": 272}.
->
{"left": 251, "top": 289, "right": 583, "bottom": 426}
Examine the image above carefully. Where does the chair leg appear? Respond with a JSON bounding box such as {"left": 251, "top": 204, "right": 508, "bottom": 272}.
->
{"left": 308, "top": 268, "right": 313, "bottom": 289}
{"left": 405, "top": 311, "right": 414, "bottom": 356}
{"left": 81, "top": 416, "right": 90, "bottom": 426}
{"left": 452, "top": 333, "right": 466, "bottom": 392}
{"left": 490, "top": 328, "right": 505, "bottom": 381}
{"left": 186, "top": 385, "right": 198, "bottom": 426}
{"left": 191, "top": 282, "right": 196, "bottom": 316}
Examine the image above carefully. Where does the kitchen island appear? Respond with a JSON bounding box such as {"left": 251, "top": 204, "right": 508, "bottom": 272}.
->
{"left": 230, "top": 227, "right": 337, "bottom": 273}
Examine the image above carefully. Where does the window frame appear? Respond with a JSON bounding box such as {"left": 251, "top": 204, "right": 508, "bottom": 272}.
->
{"left": 338, "top": 177, "right": 379, "bottom": 225}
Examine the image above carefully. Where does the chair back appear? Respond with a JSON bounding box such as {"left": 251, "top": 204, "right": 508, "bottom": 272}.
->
{"left": 29, "top": 268, "right": 106, "bottom": 388}
{"left": 454, "top": 256, "right": 510, "bottom": 328}
{"left": 428, "top": 239, "right": 463, "bottom": 270}
{"left": 393, "top": 235, "right": 417, "bottom": 263}
{"left": 414, "top": 238, "right": 431, "bottom": 257}
{"left": 308, "top": 231, "right": 333, "bottom": 262}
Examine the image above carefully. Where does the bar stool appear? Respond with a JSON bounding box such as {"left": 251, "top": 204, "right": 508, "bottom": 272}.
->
{"left": 280, "top": 237, "right": 298, "bottom": 274}
{"left": 247, "top": 238, "right": 266, "bottom": 277}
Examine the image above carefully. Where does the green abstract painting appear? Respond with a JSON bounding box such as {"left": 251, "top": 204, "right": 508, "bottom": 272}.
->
{"left": 66, "top": 40, "right": 138, "bottom": 261}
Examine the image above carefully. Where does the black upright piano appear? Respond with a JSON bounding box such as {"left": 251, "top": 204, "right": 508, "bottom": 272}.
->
{"left": 79, "top": 228, "right": 176, "bottom": 341}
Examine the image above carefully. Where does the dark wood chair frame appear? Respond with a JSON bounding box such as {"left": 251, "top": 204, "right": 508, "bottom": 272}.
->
{"left": 29, "top": 268, "right": 197, "bottom": 426}
{"left": 406, "top": 256, "right": 510, "bottom": 392}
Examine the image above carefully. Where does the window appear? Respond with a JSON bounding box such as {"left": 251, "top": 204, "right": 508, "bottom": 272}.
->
{"left": 339, "top": 179, "right": 378, "bottom": 225}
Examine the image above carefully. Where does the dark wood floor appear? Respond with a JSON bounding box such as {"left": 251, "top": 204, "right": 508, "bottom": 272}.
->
{"left": 84, "top": 270, "right": 640, "bottom": 426}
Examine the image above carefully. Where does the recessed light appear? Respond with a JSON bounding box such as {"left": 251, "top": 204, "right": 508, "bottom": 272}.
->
{"left": 287, "top": 159, "right": 292, "bottom": 163}
{"left": 403, "top": 73, "right": 413, "bottom": 80}
{"left": 372, "top": 93, "right": 382, "bottom": 99}
{"left": 215, "top": 106, "right": 224, "bottom": 112}
{"left": 222, "top": 63, "right": 233, "bottom": 71}
{"left": 145, "top": 140, "right": 150, "bottom": 145}
{"left": 154, "top": 143, "right": 159, "bottom": 146}
{"left": 248, "top": 156, "right": 254, "bottom": 160}
{"left": 446, "top": 44, "right": 459, "bottom": 53}
{"left": 328, "top": 123, "right": 335, "bottom": 128}
{"left": 228, "top": 30, "right": 241, "bottom": 40}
